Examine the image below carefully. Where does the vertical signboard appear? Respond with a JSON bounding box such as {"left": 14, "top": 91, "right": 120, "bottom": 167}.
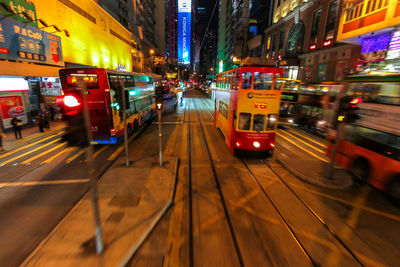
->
{"left": 178, "top": 0, "right": 191, "bottom": 65}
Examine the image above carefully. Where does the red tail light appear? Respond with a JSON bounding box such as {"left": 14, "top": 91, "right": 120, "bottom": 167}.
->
{"left": 270, "top": 142, "right": 275, "bottom": 148}
{"left": 63, "top": 95, "right": 81, "bottom": 107}
{"left": 110, "top": 128, "right": 116, "bottom": 136}
{"left": 350, "top": 97, "right": 363, "bottom": 105}
{"left": 235, "top": 142, "right": 241, "bottom": 147}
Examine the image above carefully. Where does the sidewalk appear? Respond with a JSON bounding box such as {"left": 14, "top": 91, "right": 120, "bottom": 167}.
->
{"left": 276, "top": 144, "right": 353, "bottom": 190}
{"left": 2, "top": 121, "right": 66, "bottom": 151}
{"left": 22, "top": 155, "right": 179, "bottom": 267}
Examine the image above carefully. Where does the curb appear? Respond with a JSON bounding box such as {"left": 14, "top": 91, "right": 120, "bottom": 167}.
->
{"left": 276, "top": 153, "right": 353, "bottom": 190}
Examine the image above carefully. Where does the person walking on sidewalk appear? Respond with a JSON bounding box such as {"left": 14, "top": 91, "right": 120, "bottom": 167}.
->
{"left": 11, "top": 117, "right": 22, "bottom": 139}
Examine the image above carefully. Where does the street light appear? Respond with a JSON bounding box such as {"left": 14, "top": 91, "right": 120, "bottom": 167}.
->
{"left": 150, "top": 49, "right": 155, "bottom": 55}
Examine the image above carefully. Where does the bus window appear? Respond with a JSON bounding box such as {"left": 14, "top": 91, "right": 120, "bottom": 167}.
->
{"left": 242, "top": 72, "right": 252, "bottom": 89}
{"left": 266, "top": 114, "right": 277, "bottom": 130}
{"left": 238, "top": 113, "right": 251, "bottom": 130}
{"left": 253, "top": 114, "right": 265, "bottom": 132}
{"left": 67, "top": 73, "right": 99, "bottom": 89}
{"left": 254, "top": 72, "right": 273, "bottom": 90}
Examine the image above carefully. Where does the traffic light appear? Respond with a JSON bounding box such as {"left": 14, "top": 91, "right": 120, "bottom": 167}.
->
{"left": 337, "top": 96, "right": 363, "bottom": 124}
{"left": 60, "top": 90, "right": 89, "bottom": 147}
{"left": 155, "top": 85, "right": 164, "bottom": 110}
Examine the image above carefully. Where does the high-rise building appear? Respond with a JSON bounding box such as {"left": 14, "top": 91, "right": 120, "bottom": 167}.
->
{"left": 217, "top": 0, "right": 250, "bottom": 71}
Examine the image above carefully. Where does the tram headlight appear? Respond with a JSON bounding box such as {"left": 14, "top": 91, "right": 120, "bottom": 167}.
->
{"left": 235, "top": 141, "right": 241, "bottom": 147}
{"left": 288, "top": 119, "right": 294, "bottom": 123}
{"left": 253, "top": 141, "right": 261, "bottom": 148}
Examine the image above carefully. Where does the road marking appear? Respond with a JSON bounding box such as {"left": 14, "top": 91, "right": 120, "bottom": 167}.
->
{"left": 0, "top": 179, "right": 89, "bottom": 188}
{"left": 325, "top": 186, "right": 371, "bottom": 266}
{"left": 93, "top": 145, "right": 109, "bottom": 159}
{"left": 0, "top": 138, "right": 61, "bottom": 165}
{"left": 41, "top": 147, "right": 76, "bottom": 164}
{"left": 107, "top": 124, "right": 146, "bottom": 161}
{"left": 65, "top": 148, "right": 87, "bottom": 164}
{"left": 21, "top": 142, "right": 66, "bottom": 164}
{"left": 286, "top": 128, "right": 326, "bottom": 147}
{"left": 0, "top": 131, "right": 64, "bottom": 159}
{"left": 279, "top": 130, "right": 325, "bottom": 154}
{"left": 277, "top": 132, "right": 329, "bottom": 162}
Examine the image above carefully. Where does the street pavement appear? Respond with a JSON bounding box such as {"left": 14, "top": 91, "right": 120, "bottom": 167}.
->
{"left": 1, "top": 90, "right": 400, "bottom": 266}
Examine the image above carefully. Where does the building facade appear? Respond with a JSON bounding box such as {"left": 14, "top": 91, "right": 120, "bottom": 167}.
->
{"left": 217, "top": 0, "right": 250, "bottom": 72}
{"left": 265, "top": 0, "right": 361, "bottom": 82}
{"left": 336, "top": 0, "right": 400, "bottom": 74}
{"left": 0, "top": 0, "right": 141, "bottom": 129}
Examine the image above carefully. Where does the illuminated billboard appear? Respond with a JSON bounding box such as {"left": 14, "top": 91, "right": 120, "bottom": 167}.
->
{"left": 178, "top": 0, "right": 191, "bottom": 65}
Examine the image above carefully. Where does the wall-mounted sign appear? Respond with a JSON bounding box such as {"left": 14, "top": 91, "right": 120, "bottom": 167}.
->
{"left": 178, "top": 0, "right": 191, "bottom": 65}
{"left": 360, "top": 33, "right": 391, "bottom": 63}
{"left": 317, "top": 63, "right": 329, "bottom": 82}
{"left": 386, "top": 30, "right": 400, "bottom": 60}
{"left": 0, "top": 0, "right": 38, "bottom": 27}
{"left": 40, "top": 81, "right": 61, "bottom": 96}
{"left": 304, "top": 65, "right": 312, "bottom": 81}
{"left": 0, "top": 15, "right": 64, "bottom": 66}
{"left": 0, "top": 95, "right": 25, "bottom": 119}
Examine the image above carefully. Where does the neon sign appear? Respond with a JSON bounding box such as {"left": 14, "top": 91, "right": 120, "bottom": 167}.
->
{"left": 178, "top": 0, "right": 191, "bottom": 65}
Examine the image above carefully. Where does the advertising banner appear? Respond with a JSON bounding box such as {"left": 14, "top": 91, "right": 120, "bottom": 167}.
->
{"left": 317, "top": 63, "right": 329, "bottom": 82}
{"left": 178, "top": 0, "right": 191, "bottom": 65}
{"left": 0, "top": 15, "right": 64, "bottom": 66}
{"left": 0, "top": 95, "right": 25, "bottom": 119}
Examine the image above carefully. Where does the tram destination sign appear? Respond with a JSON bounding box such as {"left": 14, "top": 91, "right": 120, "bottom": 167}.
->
{"left": 0, "top": 15, "right": 64, "bottom": 66}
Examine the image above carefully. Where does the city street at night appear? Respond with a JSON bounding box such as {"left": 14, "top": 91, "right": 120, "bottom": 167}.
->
{"left": 1, "top": 0, "right": 400, "bottom": 266}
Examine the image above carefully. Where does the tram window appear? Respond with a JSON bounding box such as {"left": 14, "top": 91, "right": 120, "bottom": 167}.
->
{"left": 254, "top": 72, "right": 273, "bottom": 90}
{"left": 266, "top": 114, "right": 278, "bottom": 130}
{"left": 242, "top": 72, "right": 252, "bottom": 89}
{"left": 253, "top": 114, "right": 265, "bottom": 132}
{"left": 238, "top": 113, "right": 251, "bottom": 130}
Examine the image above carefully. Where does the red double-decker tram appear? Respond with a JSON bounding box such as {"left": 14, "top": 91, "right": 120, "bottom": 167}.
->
{"left": 58, "top": 67, "right": 156, "bottom": 145}
{"left": 214, "top": 66, "right": 283, "bottom": 156}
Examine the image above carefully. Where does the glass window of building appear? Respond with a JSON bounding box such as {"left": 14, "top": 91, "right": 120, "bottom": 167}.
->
{"left": 310, "top": 9, "right": 322, "bottom": 44}
{"left": 279, "top": 29, "right": 285, "bottom": 50}
{"left": 325, "top": 1, "right": 338, "bottom": 40}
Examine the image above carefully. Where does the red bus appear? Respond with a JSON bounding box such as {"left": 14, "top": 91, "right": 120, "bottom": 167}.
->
{"left": 59, "top": 68, "right": 157, "bottom": 144}
{"left": 214, "top": 66, "right": 283, "bottom": 156}
{"left": 328, "top": 75, "right": 400, "bottom": 203}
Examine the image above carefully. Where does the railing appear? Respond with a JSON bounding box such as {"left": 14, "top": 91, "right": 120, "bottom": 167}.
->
{"left": 344, "top": 0, "right": 389, "bottom": 23}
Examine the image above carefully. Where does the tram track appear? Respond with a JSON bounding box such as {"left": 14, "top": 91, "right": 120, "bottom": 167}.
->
{"left": 239, "top": 158, "right": 364, "bottom": 266}
{"left": 187, "top": 95, "right": 244, "bottom": 267}
{"left": 195, "top": 92, "right": 363, "bottom": 266}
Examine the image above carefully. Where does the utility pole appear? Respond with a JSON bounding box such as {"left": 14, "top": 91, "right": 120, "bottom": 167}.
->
{"left": 78, "top": 78, "right": 103, "bottom": 254}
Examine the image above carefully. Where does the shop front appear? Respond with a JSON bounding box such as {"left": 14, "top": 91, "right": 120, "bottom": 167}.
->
{"left": 0, "top": 14, "right": 64, "bottom": 129}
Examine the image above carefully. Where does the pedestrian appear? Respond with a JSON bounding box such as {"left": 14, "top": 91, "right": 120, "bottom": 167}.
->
{"left": 11, "top": 117, "right": 22, "bottom": 139}
{"left": 36, "top": 115, "right": 46, "bottom": 132}
{"left": 0, "top": 129, "right": 5, "bottom": 151}
{"left": 48, "top": 105, "right": 56, "bottom": 121}
{"left": 30, "top": 106, "right": 39, "bottom": 122}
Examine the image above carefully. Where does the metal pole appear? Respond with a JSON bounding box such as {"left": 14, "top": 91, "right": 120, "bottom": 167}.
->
{"left": 157, "top": 110, "right": 162, "bottom": 166}
{"left": 327, "top": 123, "right": 342, "bottom": 179}
{"left": 120, "top": 80, "right": 129, "bottom": 167}
{"left": 79, "top": 78, "right": 103, "bottom": 254}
